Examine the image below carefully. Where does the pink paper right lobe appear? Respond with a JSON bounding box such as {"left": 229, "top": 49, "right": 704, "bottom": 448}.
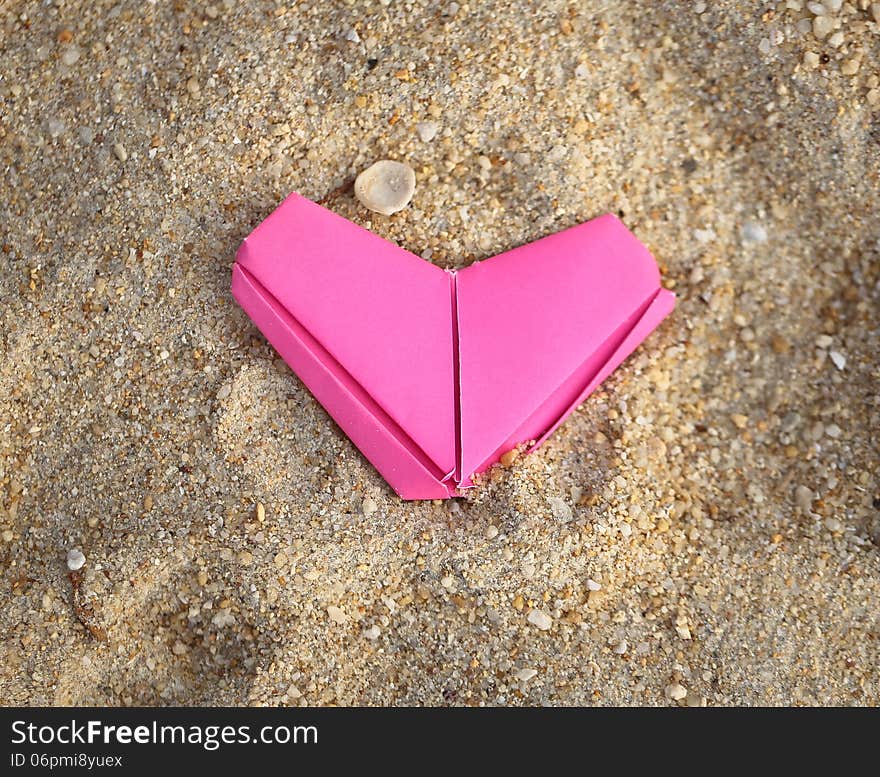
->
{"left": 455, "top": 214, "right": 674, "bottom": 482}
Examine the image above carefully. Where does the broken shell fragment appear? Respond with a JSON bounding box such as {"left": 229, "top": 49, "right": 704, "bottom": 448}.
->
{"left": 354, "top": 160, "right": 416, "bottom": 216}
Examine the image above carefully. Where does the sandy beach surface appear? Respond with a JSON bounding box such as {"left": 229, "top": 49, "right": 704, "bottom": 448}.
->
{"left": 1, "top": 0, "right": 878, "bottom": 706}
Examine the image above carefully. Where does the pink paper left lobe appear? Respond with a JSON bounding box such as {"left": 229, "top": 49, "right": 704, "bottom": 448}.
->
{"left": 232, "top": 193, "right": 457, "bottom": 499}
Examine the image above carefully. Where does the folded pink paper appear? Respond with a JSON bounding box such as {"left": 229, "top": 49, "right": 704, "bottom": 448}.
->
{"left": 232, "top": 193, "right": 674, "bottom": 499}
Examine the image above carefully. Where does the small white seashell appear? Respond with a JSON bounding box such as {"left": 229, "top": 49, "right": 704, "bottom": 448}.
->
{"left": 354, "top": 160, "right": 416, "bottom": 216}
{"left": 66, "top": 548, "right": 86, "bottom": 571}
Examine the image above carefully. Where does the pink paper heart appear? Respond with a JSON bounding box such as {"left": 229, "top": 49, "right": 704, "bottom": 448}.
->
{"left": 232, "top": 193, "right": 674, "bottom": 499}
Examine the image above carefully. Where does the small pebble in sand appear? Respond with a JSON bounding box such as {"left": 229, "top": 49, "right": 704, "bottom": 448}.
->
{"left": 795, "top": 485, "right": 814, "bottom": 513}
{"left": 840, "top": 58, "right": 860, "bottom": 76}
{"left": 344, "top": 28, "right": 360, "bottom": 43}
{"left": 731, "top": 413, "right": 749, "bottom": 429}
{"left": 741, "top": 221, "right": 767, "bottom": 243}
{"left": 827, "top": 31, "right": 844, "bottom": 48}
{"left": 238, "top": 550, "right": 253, "bottom": 566}
{"left": 514, "top": 668, "right": 538, "bottom": 682}
{"left": 363, "top": 624, "right": 381, "bottom": 640}
{"left": 47, "top": 117, "right": 65, "bottom": 138}
{"left": 665, "top": 683, "right": 687, "bottom": 701}
{"left": 361, "top": 497, "right": 378, "bottom": 517}
{"left": 612, "top": 640, "right": 628, "bottom": 655}
{"left": 415, "top": 121, "right": 439, "bottom": 142}
{"left": 587, "top": 579, "right": 602, "bottom": 591}
{"left": 484, "top": 524, "right": 499, "bottom": 539}
{"left": 499, "top": 449, "right": 518, "bottom": 467}
{"left": 66, "top": 548, "right": 86, "bottom": 571}
{"left": 548, "top": 496, "right": 573, "bottom": 521}
{"left": 813, "top": 15, "right": 834, "bottom": 39}
{"left": 354, "top": 160, "right": 415, "bottom": 215}
{"left": 527, "top": 609, "right": 553, "bottom": 630}
{"left": 327, "top": 605, "right": 347, "bottom": 624}
{"left": 61, "top": 46, "right": 81, "bottom": 66}
{"left": 113, "top": 142, "right": 128, "bottom": 162}
{"left": 829, "top": 350, "right": 846, "bottom": 370}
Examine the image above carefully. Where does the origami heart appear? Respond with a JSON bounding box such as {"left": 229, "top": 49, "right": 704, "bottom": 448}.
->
{"left": 232, "top": 193, "right": 674, "bottom": 499}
